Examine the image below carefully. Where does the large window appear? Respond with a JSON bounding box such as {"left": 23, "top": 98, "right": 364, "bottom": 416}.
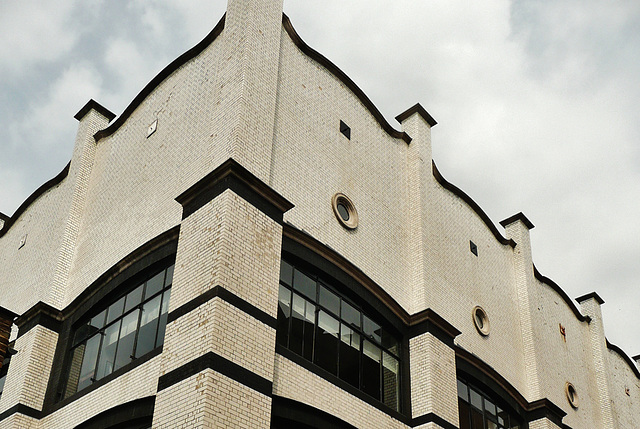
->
{"left": 0, "top": 356, "right": 8, "bottom": 401}
{"left": 457, "top": 377, "right": 522, "bottom": 429}
{"left": 276, "top": 259, "right": 401, "bottom": 411}
{"left": 63, "top": 263, "right": 173, "bottom": 398}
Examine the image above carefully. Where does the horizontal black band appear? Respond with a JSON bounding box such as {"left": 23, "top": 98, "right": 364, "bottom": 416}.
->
{"left": 411, "top": 412, "right": 458, "bottom": 429}
{"left": 167, "top": 285, "right": 277, "bottom": 329}
{"left": 157, "top": 351, "right": 272, "bottom": 397}
{"left": 0, "top": 404, "right": 42, "bottom": 422}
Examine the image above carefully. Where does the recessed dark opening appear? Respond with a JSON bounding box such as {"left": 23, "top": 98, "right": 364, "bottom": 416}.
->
{"left": 340, "top": 120, "right": 351, "bottom": 139}
{"left": 470, "top": 241, "right": 478, "bottom": 256}
{"left": 337, "top": 203, "right": 350, "bottom": 221}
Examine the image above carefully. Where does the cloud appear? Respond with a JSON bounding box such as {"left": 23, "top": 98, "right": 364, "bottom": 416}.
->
{"left": 0, "top": 0, "right": 80, "bottom": 75}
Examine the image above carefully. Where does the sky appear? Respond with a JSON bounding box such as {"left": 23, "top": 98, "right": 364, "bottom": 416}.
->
{"left": 1, "top": 1, "right": 639, "bottom": 357}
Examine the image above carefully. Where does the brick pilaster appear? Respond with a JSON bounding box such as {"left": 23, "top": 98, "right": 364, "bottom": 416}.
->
{"left": 152, "top": 159, "right": 292, "bottom": 427}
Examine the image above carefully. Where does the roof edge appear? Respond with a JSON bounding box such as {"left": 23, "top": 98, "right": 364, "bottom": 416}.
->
{"left": 74, "top": 99, "right": 116, "bottom": 122}
{"left": 395, "top": 103, "right": 437, "bottom": 127}
{"left": 282, "top": 14, "right": 412, "bottom": 145}
{"left": 431, "top": 160, "right": 515, "bottom": 248}
{"left": 575, "top": 291, "right": 605, "bottom": 305}
{"left": 0, "top": 162, "right": 71, "bottom": 238}
{"left": 533, "top": 264, "right": 590, "bottom": 323}
{"left": 93, "top": 14, "right": 226, "bottom": 142}
{"left": 606, "top": 339, "right": 640, "bottom": 379}
{"left": 500, "top": 212, "right": 535, "bottom": 230}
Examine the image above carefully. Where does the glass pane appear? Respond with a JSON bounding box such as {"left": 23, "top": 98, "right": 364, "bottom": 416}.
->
{"left": 339, "top": 324, "right": 360, "bottom": 388}
{"left": 381, "top": 329, "right": 398, "bottom": 355}
{"left": 471, "top": 407, "right": 483, "bottom": 429}
{"left": 279, "top": 260, "right": 293, "bottom": 286}
{"left": 164, "top": 265, "right": 174, "bottom": 286}
{"left": 497, "top": 407, "right": 506, "bottom": 425}
{"left": 135, "top": 295, "right": 161, "bottom": 358}
{"left": 458, "top": 379, "right": 469, "bottom": 400}
{"left": 362, "top": 339, "right": 381, "bottom": 400}
{"left": 314, "top": 311, "right": 339, "bottom": 374}
{"left": 114, "top": 310, "right": 140, "bottom": 370}
{"left": 0, "top": 375, "right": 5, "bottom": 396}
{"left": 95, "top": 320, "right": 121, "bottom": 379}
{"left": 90, "top": 309, "right": 107, "bottom": 331}
{"left": 145, "top": 271, "right": 165, "bottom": 298}
{"left": 293, "top": 269, "right": 316, "bottom": 300}
{"left": 155, "top": 289, "right": 171, "bottom": 348}
{"left": 485, "top": 398, "right": 496, "bottom": 416}
{"left": 289, "top": 293, "right": 306, "bottom": 356}
{"left": 124, "top": 285, "right": 144, "bottom": 312}
{"left": 458, "top": 398, "right": 471, "bottom": 429}
{"left": 486, "top": 419, "right": 498, "bottom": 429}
{"left": 382, "top": 351, "right": 399, "bottom": 410}
{"left": 72, "top": 323, "right": 91, "bottom": 347}
{"left": 276, "top": 285, "right": 292, "bottom": 347}
{"left": 470, "top": 387, "right": 483, "bottom": 410}
{"left": 363, "top": 315, "right": 381, "bottom": 343}
{"left": 106, "top": 297, "right": 125, "bottom": 324}
{"left": 76, "top": 334, "right": 101, "bottom": 392}
{"left": 303, "top": 301, "right": 315, "bottom": 361}
{"left": 341, "top": 301, "right": 360, "bottom": 328}
{"left": 319, "top": 285, "right": 339, "bottom": 315}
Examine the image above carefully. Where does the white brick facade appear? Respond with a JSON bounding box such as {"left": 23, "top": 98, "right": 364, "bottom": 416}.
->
{"left": 0, "top": 1, "right": 637, "bottom": 428}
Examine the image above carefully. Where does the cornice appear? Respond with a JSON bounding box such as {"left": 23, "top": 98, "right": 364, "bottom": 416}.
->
{"left": 533, "top": 264, "right": 590, "bottom": 323}
{"left": 282, "top": 14, "right": 412, "bottom": 145}
{"left": 93, "top": 14, "right": 226, "bottom": 141}
{"left": 395, "top": 103, "right": 437, "bottom": 127}
{"left": 0, "top": 162, "right": 70, "bottom": 238}
{"left": 431, "top": 160, "right": 516, "bottom": 248}
{"left": 606, "top": 339, "right": 640, "bottom": 379}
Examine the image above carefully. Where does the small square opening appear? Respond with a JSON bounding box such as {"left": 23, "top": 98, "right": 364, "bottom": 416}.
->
{"left": 340, "top": 120, "right": 351, "bottom": 139}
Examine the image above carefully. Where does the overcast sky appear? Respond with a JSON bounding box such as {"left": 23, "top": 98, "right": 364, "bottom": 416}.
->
{"left": 1, "top": 1, "right": 638, "bottom": 358}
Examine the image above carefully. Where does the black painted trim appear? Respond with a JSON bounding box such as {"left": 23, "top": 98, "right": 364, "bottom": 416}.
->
{"left": 157, "top": 351, "right": 272, "bottom": 397}
{"left": 575, "top": 291, "right": 605, "bottom": 305}
{"left": 42, "top": 227, "right": 179, "bottom": 412}
{"left": 73, "top": 396, "right": 154, "bottom": 429}
{"left": 175, "top": 158, "right": 293, "bottom": 224}
{"left": 0, "top": 404, "right": 42, "bottom": 422}
{"left": 167, "top": 285, "right": 277, "bottom": 329}
{"left": 533, "top": 265, "right": 590, "bottom": 323}
{"left": 408, "top": 308, "right": 461, "bottom": 348}
{"left": 499, "top": 212, "right": 535, "bottom": 230}
{"left": 432, "top": 161, "right": 516, "bottom": 248}
{"left": 282, "top": 15, "right": 412, "bottom": 145}
{"left": 395, "top": 103, "right": 438, "bottom": 127}
{"left": 94, "top": 15, "right": 225, "bottom": 141}
{"left": 15, "top": 302, "right": 63, "bottom": 339}
{"left": 456, "top": 345, "right": 567, "bottom": 427}
{"left": 0, "top": 162, "right": 70, "bottom": 238}
{"left": 271, "top": 396, "right": 358, "bottom": 429}
{"left": 48, "top": 348, "right": 162, "bottom": 416}
{"left": 74, "top": 99, "right": 116, "bottom": 122}
{"left": 276, "top": 346, "right": 410, "bottom": 425}
{"left": 606, "top": 339, "right": 640, "bottom": 379}
{"left": 411, "top": 412, "right": 458, "bottom": 429}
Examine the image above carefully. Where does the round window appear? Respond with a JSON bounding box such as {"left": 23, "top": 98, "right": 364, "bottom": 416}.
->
{"left": 565, "top": 382, "right": 579, "bottom": 409}
{"left": 332, "top": 193, "right": 358, "bottom": 230}
{"left": 472, "top": 306, "right": 490, "bottom": 336}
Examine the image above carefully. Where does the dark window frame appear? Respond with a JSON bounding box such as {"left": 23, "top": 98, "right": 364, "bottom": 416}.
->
{"left": 42, "top": 230, "right": 178, "bottom": 413}
{"left": 457, "top": 375, "right": 525, "bottom": 429}
{"left": 276, "top": 255, "right": 402, "bottom": 412}
{"left": 61, "top": 262, "right": 174, "bottom": 399}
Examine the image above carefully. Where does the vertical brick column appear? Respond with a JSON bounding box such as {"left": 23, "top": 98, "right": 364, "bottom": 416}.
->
{"left": 409, "top": 309, "right": 461, "bottom": 429}
{"left": 0, "top": 303, "right": 62, "bottom": 426}
{"left": 500, "top": 213, "right": 541, "bottom": 401}
{"left": 576, "top": 292, "right": 614, "bottom": 429}
{"left": 152, "top": 159, "right": 292, "bottom": 428}
{"left": 396, "top": 104, "right": 437, "bottom": 315}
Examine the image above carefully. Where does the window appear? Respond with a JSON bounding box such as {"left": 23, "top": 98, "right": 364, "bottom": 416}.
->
{"left": 276, "top": 259, "right": 401, "bottom": 411}
{"left": 0, "top": 352, "right": 12, "bottom": 401}
{"left": 62, "top": 263, "right": 173, "bottom": 398}
{"left": 457, "top": 377, "right": 522, "bottom": 429}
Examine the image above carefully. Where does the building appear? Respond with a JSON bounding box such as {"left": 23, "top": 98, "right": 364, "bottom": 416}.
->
{"left": 0, "top": 0, "right": 638, "bottom": 427}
